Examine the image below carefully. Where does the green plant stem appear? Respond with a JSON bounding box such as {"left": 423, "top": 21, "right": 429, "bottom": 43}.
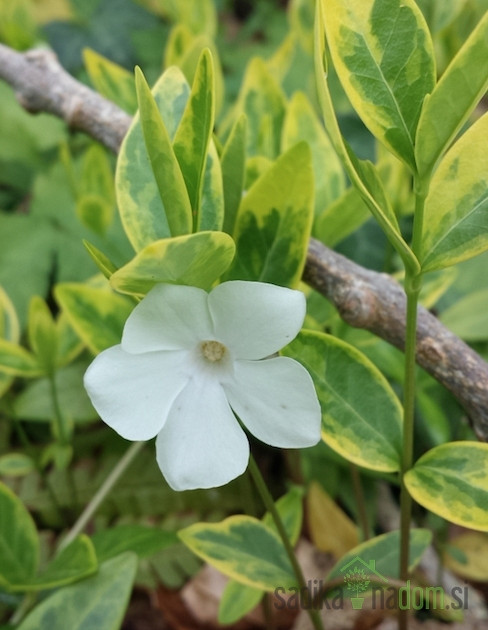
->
{"left": 248, "top": 455, "right": 325, "bottom": 630}
{"left": 60, "top": 441, "right": 144, "bottom": 550}
{"left": 9, "top": 405, "right": 67, "bottom": 525}
{"left": 349, "top": 463, "right": 370, "bottom": 540}
{"left": 398, "top": 178, "right": 427, "bottom": 630}
{"left": 48, "top": 372, "right": 68, "bottom": 445}
{"left": 49, "top": 371, "right": 78, "bottom": 509}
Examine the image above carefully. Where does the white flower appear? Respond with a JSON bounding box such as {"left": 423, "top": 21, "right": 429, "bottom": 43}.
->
{"left": 84, "top": 281, "right": 321, "bottom": 491}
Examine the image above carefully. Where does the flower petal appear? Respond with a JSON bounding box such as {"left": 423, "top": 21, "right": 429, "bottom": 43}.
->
{"left": 208, "top": 281, "right": 305, "bottom": 359}
{"left": 84, "top": 345, "right": 190, "bottom": 440}
{"left": 223, "top": 357, "right": 321, "bottom": 448}
{"left": 122, "top": 284, "right": 214, "bottom": 353}
{"left": 155, "top": 376, "right": 249, "bottom": 490}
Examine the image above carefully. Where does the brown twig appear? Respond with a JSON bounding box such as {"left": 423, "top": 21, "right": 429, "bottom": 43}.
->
{"left": 304, "top": 240, "right": 488, "bottom": 440}
{"left": 1, "top": 44, "right": 487, "bottom": 439}
{"left": 0, "top": 44, "right": 130, "bottom": 152}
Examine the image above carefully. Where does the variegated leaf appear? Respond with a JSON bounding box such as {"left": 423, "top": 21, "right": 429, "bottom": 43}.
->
{"left": 322, "top": 0, "right": 435, "bottom": 171}
{"left": 405, "top": 442, "right": 488, "bottom": 532}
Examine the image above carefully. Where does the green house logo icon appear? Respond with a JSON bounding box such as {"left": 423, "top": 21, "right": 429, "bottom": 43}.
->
{"left": 340, "top": 557, "right": 388, "bottom": 609}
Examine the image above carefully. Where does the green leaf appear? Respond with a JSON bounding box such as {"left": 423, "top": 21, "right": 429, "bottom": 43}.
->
{"left": 76, "top": 195, "right": 114, "bottom": 236}
{"left": 16, "top": 536, "right": 97, "bottom": 592}
{"left": 83, "top": 241, "right": 118, "bottom": 280}
{"left": 28, "top": 297, "right": 57, "bottom": 374}
{"left": 0, "top": 482, "right": 39, "bottom": 589}
{"left": 315, "top": 186, "right": 370, "bottom": 247}
{"left": 173, "top": 48, "right": 215, "bottom": 229}
{"left": 198, "top": 139, "right": 225, "bottom": 233}
{"left": 160, "top": 0, "right": 217, "bottom": 38}
{"left": 134, "top": 67, "right": 193, "bottom": 238}
{"left": 221, "top": 114, "right": 247, "bottom": 235}
{"left": 0, "top": 339, "right": 42, "bottom": 378}
{"left": 179, "top": 515, "right": 296, "bottom": 591}
{"left": 223, "top": 57, "right": 287, "bottom": 159}
{"left": 116, "top": 66, "right": 191, "bottom": 250}
{"left": 110, "top": 231, "right": 235, "bottom": 295}
{"left": 54, "top": 283, "right": 133, "bottom": 354}
{"left": 92, "top": 525, "right": 178, "bottom": 563}
{"left": 227, "top": 142, "right": 314, "bottom": 288}
{"left": 314, "top": 0, "right": 419, "bottom": 275}
{"left": 420, "top": 113, "right": 488, "bottom": 272}
{"left": 405, "top": 442, "right": 488, "bottom": 532}
{"left": 218, "top": 487, "right": 303, "bottom": 624}
{"left": 264, "top": 487, "right": 304, "bottom": 546}
{"left": 83, "top": 48, "right": 137, "bottom": 113}
{"left": 322, "top": 0, "right": 435, "bottom": 170}
{"left": 439, "top": 289, "right": 488, "bottom": 341}
{"left": 0, "top": 285, "right": 19, "bottom": 342}
{"left": 416, "top": 12, "right": 488, "bottom": 177}
{"left": 13, "top": 361, "right": 97, "bottom": 424}
{"left": 164, "top": 25, "right": 224, "bottom": 117}
{"left": 282, "top": 91, "right": 345, "bottom": 216}
{"left": 79, "top": 144, "right": 115, "bottom": 203}
{"left": 17, "top": 553, "right": 137, "bottom": 630}
{"left": 218, "top": 580, "right": 262, "bottom": 625}
{"left": 0, "top": 285, "right": 19, "bottom": 396}
{"left": 325, "top": 529, "right": 432, "bottom": 593}
{"left": 283, "top": 330, "right": 403, "bottom": 472}
{"left": 0, "top": 454, "right": 35, "bottom": 478}
{"left": 56, "top": 313, "right": 85, "bottom": 367}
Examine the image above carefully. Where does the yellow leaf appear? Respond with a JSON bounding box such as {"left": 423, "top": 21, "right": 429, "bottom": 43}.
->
{"left": 443, "top": 532, "right": 488, "bottom": 581}
{"left": 307, "top": 482, "right": 358, "bottom": 558}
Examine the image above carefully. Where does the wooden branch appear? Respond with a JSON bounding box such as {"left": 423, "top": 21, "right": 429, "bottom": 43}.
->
{"left": 0, "top": 44, "right": 130, "bottom": 153}
{"left": 305, "top": 239, "right": 488, "bottom": 439}
{"left": 1, "top": 44, "right": 488, "bottom": 439}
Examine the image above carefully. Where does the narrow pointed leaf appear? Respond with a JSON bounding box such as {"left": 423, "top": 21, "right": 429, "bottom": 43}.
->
{"left": 83, "top": 241, "right": 118, "bottom": 279}
{"left": 322, "top": 0, "right": 435, "bottom": 170}
{"left": 116, "top": 66, "right": 191, "bottom": 250}
{"left": 314, "top": 0, "right": 419, "bottom": 275}
{"left": 0, "top": 286, "right": 19, "bottom": 395}
{"left": 223, "top": 57, "right": 287, "bottom": 159}
{"left": 416, "top": 12, "right": 488, "bottom": 177}
{"left": 110, "top": 231, "right": 235, "bottom": 295}
{"left": 282, "top": 91, "right": 345, "bottom": 216}
{"left": 135, "top": 67, "right": 192, "bottom": 238}
{"left": 198, "top": 140, "right": 224, "bottom": 232}
{"left": 83, "top": 48, "right": 137, "bottom": 113}
{"left": 179, "top": 516, "right": 296, "bottom": 591}
{"left": 405, "top": 442, "right": 488, "bottom": 532}
{"left": 420, "top": 113, "right": 488, "bottom": 272}
{"left": 227, "top": 142, "right": 314, "bottom": 288}
{"left": 283, "top": 330, "right": 403, "bottom": 472}
{"left": 221, "top": 114, "right": 247, "bottom": 235}
{"left": 173, "top": 48, "right": 215, "bottom": 229}
{"left": 0, "top": 482, "right": 39, "bottom": 589}
{"left": 28, "top": 297, "right": 57, "bottom": 373}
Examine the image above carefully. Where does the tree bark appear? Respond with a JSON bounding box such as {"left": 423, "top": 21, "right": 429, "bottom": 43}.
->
{"left": 1, "top": 43, "right": 487, "bottom": 439}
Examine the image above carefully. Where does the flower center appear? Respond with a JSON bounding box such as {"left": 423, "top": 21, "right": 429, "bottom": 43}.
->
{"left": 200, "top": 340, "right": 227, "bottom": 363}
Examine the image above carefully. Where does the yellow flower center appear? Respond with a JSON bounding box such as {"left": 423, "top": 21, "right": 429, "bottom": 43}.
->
{"left": 200, "top": 340, "right": 227, "bottom": 363}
